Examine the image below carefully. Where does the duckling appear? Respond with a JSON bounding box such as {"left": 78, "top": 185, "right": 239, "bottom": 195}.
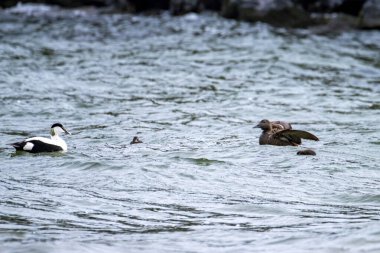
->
{"left": 130, "top": 136, "right": 143, "bottom": 145}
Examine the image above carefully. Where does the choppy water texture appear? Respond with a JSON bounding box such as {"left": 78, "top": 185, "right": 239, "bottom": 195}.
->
{"left": 1, "top": 4, "right": 380, "bottom": 253}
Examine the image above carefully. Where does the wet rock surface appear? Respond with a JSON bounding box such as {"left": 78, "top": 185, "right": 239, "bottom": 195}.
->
{"left": 0, "top": 0, "right": 108, "bottom": 8}
{"left": 359, "top": 0, "right": 380, "bottom": 28}
{"left": 170, "top": 0, "right": 202, "bottom": 15}
{"left": 0, "top": 0, "right": 378, "bottom": 29}
{"left": 295, "top": 0, "right": 366, "bottom": 16}
{"left": 221, "top": 0, "right": 315, "bottom": 27}
{"left": 126, "top": 0, "right": 170, "bottom": 12}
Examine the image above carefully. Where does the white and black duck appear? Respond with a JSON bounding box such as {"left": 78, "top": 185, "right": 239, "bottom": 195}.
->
{"left": 9, "top": 123, "right": 71, "bottom": 153}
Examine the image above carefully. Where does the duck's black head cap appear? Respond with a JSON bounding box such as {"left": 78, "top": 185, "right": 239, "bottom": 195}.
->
{"left": 51, "top": 123, "right": 64, "bottom": 128}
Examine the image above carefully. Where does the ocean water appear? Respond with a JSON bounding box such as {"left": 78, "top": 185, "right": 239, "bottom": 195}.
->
{"left": 0, "top": 4, "right": 380, "bottom": 253}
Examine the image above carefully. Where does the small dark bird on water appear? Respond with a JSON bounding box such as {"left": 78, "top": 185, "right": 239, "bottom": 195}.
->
{"left": 297, "top": 149, "right": 317, "bottom": 156}
{"left": 255, "top": 119, "right": 319, "bottom": 146}
{"left": 130, "top": 136, "right": 143, "bottom": 145}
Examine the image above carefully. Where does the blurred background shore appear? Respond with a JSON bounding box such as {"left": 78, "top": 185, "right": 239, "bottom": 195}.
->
{"left": 1, "top": 0, "right": 380, "bottom": 30}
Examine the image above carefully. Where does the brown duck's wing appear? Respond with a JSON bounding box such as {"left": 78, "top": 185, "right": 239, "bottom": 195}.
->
{"left": 259, "top": 131, "right": 294, "bottom": 146}
{"left": 271, "top": 121, "right": 292, "bottom": 130}
{"left": 274, "top": 130, "right": 319, "bottom": 142}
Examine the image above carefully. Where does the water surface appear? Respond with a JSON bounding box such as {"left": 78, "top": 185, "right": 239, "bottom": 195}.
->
{"left": 1, "top": 4, "right": 380, "bottom": 253}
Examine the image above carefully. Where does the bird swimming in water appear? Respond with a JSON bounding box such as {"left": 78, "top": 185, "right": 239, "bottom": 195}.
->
{"left": 297, "top": 149, "right": 317, "bottom": 156}
{"left": 255, "top": 119, "right": 319, "bottom": 146}
{"left": 9, "top": 123, "right": 71, "bottom": 153}
{"left": 130, "top": 136, "right": 143, "bottom": 145}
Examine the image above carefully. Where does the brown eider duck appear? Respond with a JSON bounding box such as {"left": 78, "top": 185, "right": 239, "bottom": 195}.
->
{"left": 255, "top": 119, "right": 319, "bottom": 146}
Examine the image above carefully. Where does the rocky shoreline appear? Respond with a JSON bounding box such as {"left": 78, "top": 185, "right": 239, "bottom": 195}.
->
{"left": 1, "top": 0, "right": 379, "bottom": 29}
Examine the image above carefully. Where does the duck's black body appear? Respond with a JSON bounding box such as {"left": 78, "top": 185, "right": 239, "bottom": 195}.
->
{"left": 255, "top": 119, "right": 319, "bottom": 146}
{"left": 10, "top": 139, "right": 64, "bottom": 153}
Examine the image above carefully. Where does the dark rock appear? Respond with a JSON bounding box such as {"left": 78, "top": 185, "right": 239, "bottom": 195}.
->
{"left": 295, "top": 0, "right": 332, "bottom": 12}
{"left": 221, "top": 0, "right": 239, "bottom": 18}
{"left": 221, "top": 0, "right": 315, "bottom": 27}
{"left": 0, "top": 0, "right": 109, "bottom": 8}
{"left": 295, "top": 0, "right": 366, "bottom": 16}
{"left": 297, "top": 149, "right": 317, "bottom": 156}
{"left": 202, "top": 0, "right": 222, "bottom": 10}
{"left": 334, "top": 0, "right": 366, "bottom": 16}
{"left": 11, "top": 0, "right": 108, "bottom": 8}
{"left": 359, "top": 0, "right": 380, "bottom": 28}
{"left": 0, "top": 0, "right": 171, "bottom": 10}
{"left": 0, "top": 0, "right": 17, "bottom": 8}
{"left": 127, "top": 0, "right": 169, "bottom": 12}
{"left": 170, "top": 0, "right": 202, "bottom": 15}
{"left": 170, "top": 0, "right": 222, "bottom": 15}
{"left": 1, "top": 0, "right": 376, "bottom": 30}
{"left": 310, "top": 13, "right": 359, "bottom": 34}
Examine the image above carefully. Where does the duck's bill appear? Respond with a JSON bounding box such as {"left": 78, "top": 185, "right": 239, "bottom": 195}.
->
{"left": 253, "top": 124, "right": 260, "bottom": 128}
{"left": 63, "top": 128, "right": 71, "bottom": 135}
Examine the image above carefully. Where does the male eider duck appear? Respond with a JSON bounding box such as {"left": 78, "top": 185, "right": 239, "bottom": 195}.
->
{"left": 130, "top": 136, "right": 142, "bottom": 145}
{"left": 255, "top": 119, "right": 319, "bottom": 146}
{"left": 10, "top": 123, "right": 70, "bottom": 153}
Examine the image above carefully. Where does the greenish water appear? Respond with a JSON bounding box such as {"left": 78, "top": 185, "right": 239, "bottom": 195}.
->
{"left": 1, "top": 4, "right": 380, "bottom": 253}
